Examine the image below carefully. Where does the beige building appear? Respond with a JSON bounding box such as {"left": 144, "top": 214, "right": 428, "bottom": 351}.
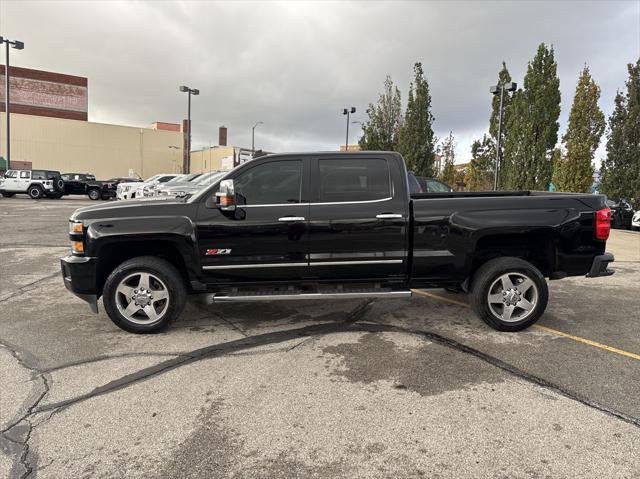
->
{"left": 190, "top": 146, "right": 265, "bottom": 173}
{"left": 0, "top": 113, "right": 184, "bottom": 179}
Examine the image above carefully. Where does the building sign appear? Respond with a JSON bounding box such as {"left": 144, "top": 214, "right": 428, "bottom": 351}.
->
{"left": 0, "top": 66, "right": 88, "bottom": 121}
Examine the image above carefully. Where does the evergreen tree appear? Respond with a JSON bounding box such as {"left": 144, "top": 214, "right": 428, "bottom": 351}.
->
{"left": 600, "top": 59, "right": 640, "bottom": 207}
{"left": 438, "top": 131, "right": 457, "bottom": 186}
{"left": 397, "top": 62, "right": 436, "bottom": 176}
{"left": 502, "top": 43, "right": 561, "bottom": 190}
{"left": 555, "top": 66, "right": 605, "bottom": 192}
{"left": 489, "top": 62, "right": 514, "bottom": 161}
{"left": 465, "top": 135, "right": 495, "bottom": 191}
{"left": 358, "top": 75, "right": 403, "bottom": 151}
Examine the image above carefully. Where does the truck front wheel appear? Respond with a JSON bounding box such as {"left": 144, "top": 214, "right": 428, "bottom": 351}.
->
{"left": 470, "top": 257, "right": 548, "bottom": 332}
{"left": 103, "top": 256, "right": 187, "bottom": 333}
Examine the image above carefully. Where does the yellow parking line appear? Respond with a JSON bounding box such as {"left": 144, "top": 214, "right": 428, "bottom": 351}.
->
{"left": 411, "top": 289, "right": 640, "bottom": 361}
{"left": 411, "top": 289, "right": 471, "bottom": 308}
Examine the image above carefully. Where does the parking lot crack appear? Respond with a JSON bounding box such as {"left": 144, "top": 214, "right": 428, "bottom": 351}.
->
{"left": 0, "top": 272, "right": 61, "bottom": 303}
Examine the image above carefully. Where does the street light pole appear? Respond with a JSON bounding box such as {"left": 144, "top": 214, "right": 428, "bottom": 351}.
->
{"left": 342, "top": 107, "right": 356, "bottom": 150}
{"left": 252, "top": 121, "right": 263, "bottom": 154}
{"left": 1, "top": 36, "right": 25, "bottom": 170}
{"left": 179, "top": 85, "right": 199, "bottom": 173}
{"left": 490, "top": 82, "right": 516, "bottom": 190}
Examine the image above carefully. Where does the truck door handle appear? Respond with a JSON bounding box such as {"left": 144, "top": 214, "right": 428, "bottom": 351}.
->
{"left": 376, "top": 214, "right": 403, "bottom": 219}
{"left": 278, "top": 216, "right": 306, "bottom": 222}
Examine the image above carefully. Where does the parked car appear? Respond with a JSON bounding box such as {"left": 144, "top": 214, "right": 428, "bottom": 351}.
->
{"left": 0, "top": 169, "right": 65, "bottom": 199}
{"left": 155, "top": 171, "right": 224, "bottom": 198}
{"left": 607, "top": 199, "right": 634, "bottom": 229}
{"left": 415, "top": 176, "right": 453, "bottom": 193}
{"left": 117, "top": 174, "right": 179, "bottom": 200}
{"left": 61, "top": 151, "right": 615, "bottom": 334}
{"left": 632, "top": 210, "right": 640, "bottom": 231}
{"left": 61, "top": 173, "right": 119, "bottom": 200}
{"left": 151, "top": 173, "right": 201, "bottom": 196}
{"left": 407, "top": 171, "right": 423, "bottom": 193}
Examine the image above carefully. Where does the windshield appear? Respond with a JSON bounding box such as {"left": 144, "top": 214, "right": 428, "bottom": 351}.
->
{"left": 144, "top": 174, "right": 162, "bottom": 183}
{"left": 194, "top": 171, "right": 225, "bottom": 185}
{"left": 166, "top": 174, "right": 187, "bottom": 183}
{"left": 187, "top": 172, "right": 228, "bottom": 202}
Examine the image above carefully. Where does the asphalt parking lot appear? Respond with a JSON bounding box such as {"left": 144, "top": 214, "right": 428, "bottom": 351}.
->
{"left": 1, "top": 196, "right": 639, "bottom": 478}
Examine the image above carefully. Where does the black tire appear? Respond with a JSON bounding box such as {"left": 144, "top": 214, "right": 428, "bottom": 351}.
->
{"left": 87, "top": 188, "right": 101, "bottom": 200}
{"left": 28, "top": 185, "right": 44, "bottom": 199}
{"left": 54, "top": 178, "right": 65, "bottom": 193}
{"left": 101, "top": 194, "right": 112, "bottom": 201}
{"left": 470, "top": 257, "right": 548, "bottom": 332}
{"left": 103, "top": 256, "right": 187, "bottom": 333}
{"left": 1, "top": 192, "right": 15, "bottom": 198}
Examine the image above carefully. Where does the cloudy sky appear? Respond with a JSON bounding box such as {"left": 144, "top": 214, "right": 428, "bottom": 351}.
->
{"left": 1, "top": 0, "right": 639, "bottom": 163}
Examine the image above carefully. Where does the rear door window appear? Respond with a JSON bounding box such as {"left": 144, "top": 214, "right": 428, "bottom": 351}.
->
{"left": 20, "top": 171, "right": 31, "bottom": 179}
{"left": 318, "top": 159, "right": 390, "bottom": 202}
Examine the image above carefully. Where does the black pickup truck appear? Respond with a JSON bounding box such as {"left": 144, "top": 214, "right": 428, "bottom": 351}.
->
{"left": 61, "top": 152, "right": 614, "bottom": 333}
{"left": 61, "top": 173, "right": 121, "bottom": 200}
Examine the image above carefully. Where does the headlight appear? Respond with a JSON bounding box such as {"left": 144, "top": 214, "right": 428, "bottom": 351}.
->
{"left": 69, "top": 220, "right": 84, "bottom": 254}
{"left": 69, "top": 220, "right": 83, "bottom": 234}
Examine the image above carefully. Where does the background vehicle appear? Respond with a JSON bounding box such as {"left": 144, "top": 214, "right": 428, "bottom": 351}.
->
{"left": 632, "top": 211, "right": 640, "bottom": 231}
{"left": 61, "top": 152, "right": 614, "bottom": 334}
{"left": 607, "top": 199, "right": 634, "bottom": 229}
{"left": 415, "top": 176, "right": 453, "bottom": 193}
{"left": 117, "top": 174, "right": 178, "bottom": 200}
{"left": 0, "top": 169, "right": 65, "bottom": 199}
{"left": 155, "top": 171, "right": 227, "bottom": 198}
{"left": 61, "top": 173, "right": 118, "bottom": 200}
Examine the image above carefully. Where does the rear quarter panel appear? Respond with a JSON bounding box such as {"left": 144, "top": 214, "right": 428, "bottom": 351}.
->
{"left": 411, "top": 193, "right": 607, "bottom": 283}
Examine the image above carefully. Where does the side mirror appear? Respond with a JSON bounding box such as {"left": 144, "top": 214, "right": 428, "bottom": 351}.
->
{"left": 215, "top": 179, "right": 236, "bottom": 211}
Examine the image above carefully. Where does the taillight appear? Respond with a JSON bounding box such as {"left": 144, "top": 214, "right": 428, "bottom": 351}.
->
{"left": 595, "top": 208, "right": 611, "bottom": 240}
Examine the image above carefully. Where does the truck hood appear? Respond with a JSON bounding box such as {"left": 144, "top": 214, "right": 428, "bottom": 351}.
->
{"left": 70, "top": 198, "right": 196, "bottom": 221}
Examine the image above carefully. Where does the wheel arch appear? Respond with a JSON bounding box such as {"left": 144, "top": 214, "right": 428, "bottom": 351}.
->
{"left": 95, "top": 240, "right": 190, "bottom": 297}
{"left": 469, "top": 231, "right": 557, "bottom": 280}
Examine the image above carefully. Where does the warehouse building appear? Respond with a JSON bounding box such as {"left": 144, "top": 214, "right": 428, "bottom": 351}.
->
{"left": 0, "top": 65, "right": 184, "bottom": 178}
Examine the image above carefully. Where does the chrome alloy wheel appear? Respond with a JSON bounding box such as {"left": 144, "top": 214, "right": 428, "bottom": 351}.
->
{"left": 115, "top": 272, "right": 170, "bottom": 324}
{"left": 487, "top": 272, "right": 538, "bottom": 322}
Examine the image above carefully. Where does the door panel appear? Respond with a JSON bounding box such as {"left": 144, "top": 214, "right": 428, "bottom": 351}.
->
{"left": 307, "top": 156, "right": 409, "bottom": 281}
{"left": 195, "top": 158, "right": 310, "bottom": 284}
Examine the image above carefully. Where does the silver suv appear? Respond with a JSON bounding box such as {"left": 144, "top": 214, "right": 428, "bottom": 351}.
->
{"left": 0, "top": 169, "right": 65, "bottom": 199}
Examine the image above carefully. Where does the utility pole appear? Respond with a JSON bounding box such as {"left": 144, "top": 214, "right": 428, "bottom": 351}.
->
{"left": 1, "top": 36, "right": 25, "bottom": 170}
{"left": 490, "top": 82, "right": 517, "bottom": 190}
{"left": 342, "top": 107, "right": 356, "bottom": 150}
{"left": 179, "top": 85, "right": 199, "bottom": 173}
{"left": 252, "top": 121, "right": 263, "bottom": 154}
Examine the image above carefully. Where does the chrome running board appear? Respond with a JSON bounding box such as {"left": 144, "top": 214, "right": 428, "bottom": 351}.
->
{"left": 209, "top": 290, "right": 412, "bottom": 303}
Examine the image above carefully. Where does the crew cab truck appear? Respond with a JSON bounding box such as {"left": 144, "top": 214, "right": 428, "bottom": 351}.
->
{"left": 60, "top": 152, "right": 615, "bottom": 334}
{"left": 61, "top": 173, "right": 117, "bottom": 200}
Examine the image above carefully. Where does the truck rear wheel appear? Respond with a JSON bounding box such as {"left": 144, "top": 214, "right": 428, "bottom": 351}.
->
{"left": 470, "top": 257, "right": 548, "bottom": 332}
{"left": 103, "top": 256, "right": 187, "bottom": 333}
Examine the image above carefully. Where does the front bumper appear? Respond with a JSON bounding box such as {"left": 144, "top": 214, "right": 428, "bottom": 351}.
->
{"left": 586, "top": 253, "right": 615, "bottom": 278}
{"left": 61, "top": 255, "right": 99, "bottom": 313}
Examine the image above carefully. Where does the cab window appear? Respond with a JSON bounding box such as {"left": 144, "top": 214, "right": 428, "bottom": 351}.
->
{"left": 318, "top": 159, "right": 390, "bottom": 202}
{"left": 4, "top": 170, "right": 17, "bottom": 178}
{"left": 234, "top": 160, "right": 302, "bottom": 205}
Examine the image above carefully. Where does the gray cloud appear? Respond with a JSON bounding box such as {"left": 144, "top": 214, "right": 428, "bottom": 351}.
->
{"left": 1, "top": 0, "right": 638, "bottom": 163}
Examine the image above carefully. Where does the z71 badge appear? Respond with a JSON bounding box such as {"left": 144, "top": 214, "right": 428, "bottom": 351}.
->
{"left": 205, "top": 248, "right": 232, "bottom": 256}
